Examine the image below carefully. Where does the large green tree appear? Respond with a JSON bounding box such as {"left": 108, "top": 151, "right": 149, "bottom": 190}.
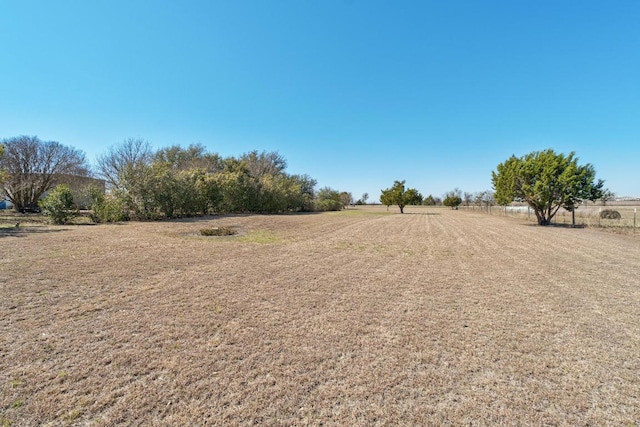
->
{"left": 492, "top": 149, "right": 604, "bottom": 225}
{"left": 380, "top": 180, "right": 421, "bottom": 213}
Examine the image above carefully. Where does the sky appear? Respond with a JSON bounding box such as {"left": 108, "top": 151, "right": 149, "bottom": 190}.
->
{"left": 1, "top": 0, "right": 639, "bottom": 201}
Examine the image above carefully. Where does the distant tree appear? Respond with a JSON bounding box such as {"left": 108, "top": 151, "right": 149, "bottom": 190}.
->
{"left": 443, "top": 190, "right": 462, "bottom": 209}
{"left": 463, "top": 192, "right": 473, "bottom": 207}
{"left": 315, "top": 187, "right": 343, "bottom": 211}
{"left": 290, "top": 174, "right": 317, "bottom": 211}
{"left": 0, "top": 136, "right": 89, "bottom": 212}
{"left": 404, "top": 188, "right": 423, "bottom": 206}
{"left": 39, "top": 184, "right": 78, "bottom": 224}
{"left": 474, "top": 190, "right": 495, "bottom": 208}
{"left": 423, "top": 194, "right": 436, "bottom": 206}
{"left": 154, "top": 144, "right": 222, "bottom": 173}
{"left": 97, "top": 138, "right": 153, "bottom": 191}
{"left": 361, "top": 192, "right": 369, "bottom": 204}
{"left": 380, "top": 180, "right": 421, "bottom": 213}
{"left": 599, "top": 189, "right": 615, "bottom": 206}
{"left": 492, "top": 149, "right": 604, "bottom": 225}
{"left": 240, "top": 150, "right": 287, "bottom": 178}
{"left": 339, "top": 191, "right": 353, "bottom": 208}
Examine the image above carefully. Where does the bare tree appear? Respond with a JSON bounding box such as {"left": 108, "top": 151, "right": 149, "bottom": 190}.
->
{"left": 599, "top": 189, "right": 615, "bottom": 206}
{"left": 463, "top": 192, "right": 473, "bottom": 207}
{"left": 0, "top": 136, "right": 89, "bottom": 211}
{"left": 97, "top": 138, "right": 153, "bottom": 190}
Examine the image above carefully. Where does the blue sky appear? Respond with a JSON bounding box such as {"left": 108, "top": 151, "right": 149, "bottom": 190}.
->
{"left": 2, "top": 0, "right": 639, "bottom": 200}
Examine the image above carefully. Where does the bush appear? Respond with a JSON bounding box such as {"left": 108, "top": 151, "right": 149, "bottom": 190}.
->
{"left": 39, "top": 184, "right": 78, "bottom": 224}
{"left": 87, "top": 187, "right": 128, "bottom": 223}
{"left": 600, "top": 209, "right": 621, "bottom": 220}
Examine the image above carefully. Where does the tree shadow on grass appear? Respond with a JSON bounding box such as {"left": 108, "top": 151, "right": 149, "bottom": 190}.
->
{"left": 0, "top": 227, "right": 69, "bottom": 238}
{"left": 402, "top": 212, "right": 441, "bottom": 215}
{"left": 523, "top": 223, "right": 586, "bottom": 229}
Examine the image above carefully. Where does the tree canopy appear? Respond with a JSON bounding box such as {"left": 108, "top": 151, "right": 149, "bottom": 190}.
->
{"left": 380, "top": 180, "right": 422, "bottom": 213}
{"left": 492, "top": 149, "right": 604, "bottom": 225}
{"left": 90, "top": 139, "right": 330, "bottom": 220}
{"left": 0, "top": 136, "right": 89, "bottom": 211}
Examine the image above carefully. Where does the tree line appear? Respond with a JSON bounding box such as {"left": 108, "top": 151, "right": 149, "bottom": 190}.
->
{"left": 1, "top": 137, "right": 610, "bottom": 227}
{"left": 380, "top": 181, "right": 495, "bottom": 213}
{"left": 380, "top": 148, "right": 608, "bottom": 227}
{"left": 0, "top": 136, "right": 350, "bottom": 222}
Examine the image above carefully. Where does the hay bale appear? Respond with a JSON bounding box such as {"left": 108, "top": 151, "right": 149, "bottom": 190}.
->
{"left": 600, "top": 209, "right": 621, "bottom": 220}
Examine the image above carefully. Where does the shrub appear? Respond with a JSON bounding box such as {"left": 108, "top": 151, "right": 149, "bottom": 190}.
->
{"left": 87, "top": 187, "right": 128, "bottom": 223}
{"left": 39, "top": 184, "right": 78, "bottom": 224}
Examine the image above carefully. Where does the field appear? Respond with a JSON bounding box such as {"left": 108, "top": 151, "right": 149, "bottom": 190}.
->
{"left": 1, "top": 206, "right": 640, "bottom": 426}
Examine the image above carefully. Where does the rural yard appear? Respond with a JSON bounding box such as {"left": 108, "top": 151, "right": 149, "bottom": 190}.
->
{"left": 1, "top": 206, "right": 639, "bottom": 426}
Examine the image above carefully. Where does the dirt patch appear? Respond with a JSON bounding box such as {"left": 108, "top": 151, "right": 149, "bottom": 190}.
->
{"left": 1, "top": 206, "right": 640, "bottom": 425}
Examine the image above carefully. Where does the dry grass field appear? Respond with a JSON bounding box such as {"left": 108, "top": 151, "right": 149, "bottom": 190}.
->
{"left": 464, "top": 201, "right": 640, "bottom": 231}
{"left": 1, "top": 206, "right": 639, "bottom": 426}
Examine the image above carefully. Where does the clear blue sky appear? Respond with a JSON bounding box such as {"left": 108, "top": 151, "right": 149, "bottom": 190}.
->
{"left": 2, "top": 1, "right": 639, "bottom": 200}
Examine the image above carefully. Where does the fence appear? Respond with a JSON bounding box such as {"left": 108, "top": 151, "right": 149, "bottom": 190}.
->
{"left": 460, "top": 203, "right": 639, "bottom": 232}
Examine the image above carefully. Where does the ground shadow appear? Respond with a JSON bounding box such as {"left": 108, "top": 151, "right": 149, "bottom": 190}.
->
{"left": 523, "top": 223, "right": 586, "bottom": 229}
{"left": 0, "top": 227, "right": 69, "bottom": 238}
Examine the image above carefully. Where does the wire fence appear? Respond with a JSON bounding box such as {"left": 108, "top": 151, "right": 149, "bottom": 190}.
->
{"left": 460, "top": 203, "right": 639, "bottom": 232}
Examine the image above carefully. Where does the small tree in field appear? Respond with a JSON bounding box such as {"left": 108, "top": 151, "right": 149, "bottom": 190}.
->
{"left": 39, "top": 184, "right": 77, "bottom": 224}
{"left": 443, "top": 195, "right": 462, "bottom": 209}
{"left": 380, "top": 180, "right": 421, "bottom": 213}
{"left": 492, "top": 149, "right": 604, "bottom": 225}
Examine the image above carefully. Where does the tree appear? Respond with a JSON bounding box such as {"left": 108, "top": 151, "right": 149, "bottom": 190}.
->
{"left": 361, "top": 192, "right": 369, "bottom": 205}
{"left": 380, "top": 180, "right": 421, "bottom": 213}
{"left": 599, "top": 189, "right": 615, "bottom": 206}
{"left": 492, "top": 149, "right": 604, "bottom": 225}
{"left": 154, "top": 144, "right": 222, "bottom": 173}
{"left": 39, "top": 184, "right": 77, "bottom": 224}
{"left": 315, "top": 187, "right": 343, "bottom": 211}
{"left": 97, "top": 138, "right": 153, "bottom": 191}
{"left": 240, "top": 150, "right": 287, "bottom": 178}
{"left": 423, "top": 194, "right": 436, "bottom": 206}
{"left": 404, "top": 188, "right": 423, "bottom": 206}
{"left": 339, "top": 191, "right": 353, "bottom": 208}
{"left": 443, "top": 191, "right": 462, "bottom": 209}
{"left": 0, "top": 136, "right": 89, "bottom": 211}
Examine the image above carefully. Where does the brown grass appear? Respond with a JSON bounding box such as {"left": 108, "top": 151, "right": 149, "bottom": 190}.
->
{"left": 1, "top": 206, "right": 640, "bottom": 425}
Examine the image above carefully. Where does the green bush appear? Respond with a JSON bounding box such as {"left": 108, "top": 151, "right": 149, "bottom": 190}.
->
{"left": 39, "top": 184, "right": 77, "bottom": 224}
{"left": 87, "top": 187, "right": 128, "bottom": 222}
